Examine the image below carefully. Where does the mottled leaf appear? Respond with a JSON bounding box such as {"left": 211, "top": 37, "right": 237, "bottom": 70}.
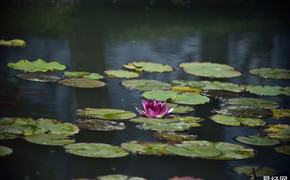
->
{"left": 272, "top": 109, "right": 290, "bottom": 119}
{"left": 169, "top": 80, "right": 205, "bottom": 88}
{"left": 233, "top": 165, "right": 278, "bottom": 177}
{"left": 75, "top": 119, "right": 125, "bottom": 131}
{"left": 249, "top": 68, "right": 290, "bottom": 80}
{"left": 154, "top": 131, "right": 196, "bottom": 142}
{"left": 275, "top": 145, "right": 290, "bottom": 155}
{"left": 264, "top": 124, "right": 290, "bottom": 140}
{"left": 201, "top": 81, "right": 244, "bottom": 92}
{"left": 214, "top": 106, "right": 272, "bottom": 118}
{"left": 166, "top": 103, "right": 194, "bottom": 114}
{"left": 121, "top": 141, "right": 170, "bottom": 155}
{"left": 0, "top": 39, "right": 26, "bottom": 47}
{"left": 59, "top": 78, "right": 105, "bottom": 88}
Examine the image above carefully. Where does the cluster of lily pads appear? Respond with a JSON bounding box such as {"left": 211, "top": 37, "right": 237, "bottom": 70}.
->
{"left": 1, "top": 51, "right": 290, "bottom": 179}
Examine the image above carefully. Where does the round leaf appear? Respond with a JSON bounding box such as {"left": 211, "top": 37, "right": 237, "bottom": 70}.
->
{"left": 249, "top": 68, "right": 290, "bottom": 80}
{"left": 25, "top": 134, "right": 75, "bottom": 146}
{"left": 75, "top": 119, "right": 125, "bottom": 131}
{"left": 59, "top": 78, "right": 105, "bottom": 88}
{"left": 64, "top": 143, "right": 129, "bottom": 158}
{"left": 201, "top": 81, "right": 244, "bottom": 92}
{"left": 166, "top": 103, "right": 194, "bottom": 114}
{"left": 179, "top": 62, "right": 241, "bottom": 78}
{"left": 7, "top": 59, "right": 66, "bottom": 72}
{"left": 123, "top": 62, "right": 173, "bottom": 73}
{"left": 246, "top": 85, "right": 290, "bottom": 96}
{"left": 121, "top": 79, "right": 172, "bottom": 91}
{"left": 104, "top": 70, "right": 140, "bottom": 79}
{"left": 0, "top": 145, "right": 13, "bottom": 156}
{"left": 121, "top": 141, "right": 170, "bottom": 155}
{"left": 99, "top": 175, "right": 147, "bottom": 180}
{"left": 17, "top": 73, "right": 61, "bottom": 82}
{"left": 215, "top": 106, "right": 272, "bottom": 118}
{"left": 77, "top": 108, "right": 136, "bottom": 120}
{"left": 64, "top": 71, "right": 89, "bottom": 78}
{"left": 275, "top": 145, "right": 290, "bottom": 155}
{"left": 169, "top": 80, "right": 205, "bottom": 88}
{"left": 211, "top": 114, "right": 266, "bottom": 127}
{"left": 233, "top": 165, "right": 278, "bottom": 177}
{"left": 235, "top": 135, "right": 280, "bottom": 146}
{"left": 154, "top": 132, "right": 196, "bottom": 142}
{"left": 201, "top": 90, "right": 240, "bottom": 99}
{"left": 36, "top": 119, "right": 80, "bottom": 136}
{"left": 228, "top": 98, "right": 279, "bottom": 109}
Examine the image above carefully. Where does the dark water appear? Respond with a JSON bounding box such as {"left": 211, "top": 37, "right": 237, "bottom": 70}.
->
{"left": 0, "top": 2, "right": 290, "bottom": 180}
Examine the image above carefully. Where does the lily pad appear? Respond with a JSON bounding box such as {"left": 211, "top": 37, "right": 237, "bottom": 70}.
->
{"left": 75, "top": 119, "right": 125, "bottom": 131}
{"left": 123, "top": 62, "right": 173, "bottom": 73}
{"left": 170, "top": 86, "right": 202, "bottom": 95}
{"left": 201, "top": 90, "right": 240, "bottom": 99}
{"left": 200, "top": 81, "right": 245, "bottom": 93}
{"left": 77, "top": 108, "right": 136, "bottom": 120}
{"left": 99, "top": 174, "right": 147, "bottom": 180}
{"left": 275, "top": 145, "right": 290, "bottom": 155}
{"left": 59, "top": 78, "right": 105, "bottom": 88}
{"left": 166, "top": 144, "right": 221, "bottom": 158}
{"left": 169, "top": 80, "right": 205, "bottom": 88}
{"left": 64, "top": 71, "right": 104, "bottom": 80}
{"left": 179, "top": 140, "right": 255, "bottom": 160}
{"left": 17, "top": 73, "right": 61, "bottom": 82}
{"left": 83, "top": 73, "right": 104, "bottom": 80}
{"left": 25, "top": 134, "right": 75, "bottom": 146}
{"left": 7, "top": 59, "right": 66, "bottom": 72}
{"left": 245, "top": 85, "right": 290, "bottom": 96}
{"left": 0, "top": 133, "right": 18, "bottom": 140}
{"left": 121, "top": 141, "right": 170, "bottom": 155}
{"left": 121, "top": 79, "right": 172, "bottom": 91}
{"left": 235, "top": 135, "right": 280, "bottom": 146}
{"left": 0, "top": 145, "right": 13, "bottom": 156}
{"left": 0, "top": 126, "right": 23, "bottom": 134}
{"left": 211, "top": 114, "right": 266, "bottom": 127}
{"left": 179, "top": 62, "right": 241, "bottom": 78}
{"left": 142, "top": 91, "right": 210, "bottom": 105}
{"left": 64, "top": 143, "right": 129, "bottom": 158}
{"left": 214, "top": 106, "right": 272, "bottom": 118}
{"left": 0, "top": 117, "right": 15, "bottom": 125}
{"left": 166, "top": 103, "right": 194, "bottom": 114}
{"left": 264, "top": 124, "right": 290, "bottom": 140}
{"left": 272, "top": 109, "right": 290, "bottom": 119}
{"left": 35, "top": 119, "right": 80, "bottom": 136}
{"left": 249, "top": 68, "right": 290, "bottom": 80}
{"left": 104, "top": 70, "right": 140, "bottom": 79}
{"left": 153, "top": 132, "right": 196, "bottom": 142}
{"left": 233, "top": 165, "right": 278, "bottom": 177}
{"left": 228, "top": 98, "right": 279, "bottom": 109}
{"left": 0, "top": 39, "right": 26, "bottom": 47}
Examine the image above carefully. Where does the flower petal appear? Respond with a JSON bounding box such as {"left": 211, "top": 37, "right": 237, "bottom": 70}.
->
{"left": 135, "top": 107, "right": 148, "bottom": 116}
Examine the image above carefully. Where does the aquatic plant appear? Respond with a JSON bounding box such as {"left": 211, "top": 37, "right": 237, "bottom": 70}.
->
{"left": 135, "top": 99, "right": 173, "bottom": 118}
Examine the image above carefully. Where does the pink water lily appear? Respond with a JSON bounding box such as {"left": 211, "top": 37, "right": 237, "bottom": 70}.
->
{"left": 135, "top": 99, "right": 174, "bottom": 118}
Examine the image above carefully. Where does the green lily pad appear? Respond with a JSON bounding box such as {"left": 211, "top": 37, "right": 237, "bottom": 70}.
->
{"left": 75, "top": 119, "right": 125, "bottom": 131}
{"left": 0, "top": 145, "right": 13, "bottom": 156}
{"left": 142, "top": 91, "right": 210, "bottom": 105}
{"left": 7, "top": 59, "right": 66, "bottom": 72}
{"left": 233, "top": 165, "right": 278, "bottom": 177}
{"left": 201, "top": 90, "right": 240, "bottom": 99}
{"left": 121, "top": 79, "right": 172, "bottom": 91}
{"left": 179, "top": 62, "right": 241, "bottom": 78}
{"left": 64, "top": 71, "right": 104, "bottom": 80}
{"left": 64, "top": 143, "right": 129, "bottom": 158}
{"left": 83, "top": 73, "right": 104, "bottom": 80}
{"left": 99, "top": 174, "right": 147, "bottom": 180}
{"left": 17, "top": 73, "right": 61, "bottom": 82}
{"left": 0, "top": 126, "right": 23, "bottom": 134}
{"left": 215, "top": 106, "right": 272, "bottom": 118}
{"left": 0, "top": 133, "right": 18, "bottom": 140}
{"left": 59, "top": 78, "right": 105, "bottom": 88}
{"left": 121, "top": 141, "right": 170, "bottom": 155}
{"left": 25, "top": 134, "right": 75, "bottom": 146}
{"left": 0, "top": 117, "right": 15, "bottom": 125}
{"left": 275, "top": 145, "right": 290, "bottom": 155}
{"left": 235, "top": 135, "right": 280, "bottom": 146}
{"left": 153, "top": 131, "right": 196, "bottom": 142}
{"left": 228, "top": 98, "right": 279, "bottom": 109}
{"left": 77, "top": 108, "right": 136, "bottom": 120}
{"left": 264, "top": 124, "right": 290, "bottom": 140}
{"left": 0, "top": 39, "right": 26, "bottom": 47}
{"left": 211, "top": 114, "right": 266, "bottom": 127}
{"left": 35, "top": 119, "right": 80, "bottom": 136}
{"left": 123, "top": 62, "right": 173, "bottom": 73}
{"left": 166, "top": 103, "right": 194, "bottom": 114}
{"left": 104, "top": 70, "right": 140, "bottom": 79}
{"left": 170, "top": 86, "right": 202, "bottom": 95}
{"left": 201, "top": 81, "right": 245, "bottom": 92}
{"left": 249, "top": 68, "right": 290, "bottom": 80}
{"left": 169, "top": 80, "right": 205, "bottom": 88}
{"left": 245, "top": 85, "right": 290, "bottom": 96}
{"left": 272, "top": 109, "right": 290, "bottom": 119}
{"left": 180, "top": 140, "right": 255, "bottom": 160}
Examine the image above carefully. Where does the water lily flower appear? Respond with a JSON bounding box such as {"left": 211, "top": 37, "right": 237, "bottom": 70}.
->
{"left": 135, "top": 99, "right": 173, "bottom": 118}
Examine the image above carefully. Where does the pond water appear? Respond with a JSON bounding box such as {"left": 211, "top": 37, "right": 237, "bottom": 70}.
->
{"left": 0, "top": 2, "right": 290, "bottom": 180}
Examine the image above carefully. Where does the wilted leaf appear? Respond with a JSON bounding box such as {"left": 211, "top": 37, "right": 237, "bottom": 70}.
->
{"left": 233, "top": 165, "right": 278, "bottom": 177}
{"left": 211, "top": 114, "right": 266, "bottom": 127}
{"left": 201, "top": 90, "right": 240, "bottom": 99}
{"left": 123, "top": 62, "right": 173, "bottom": 73}
{"left": 0, "top": 39, "right": 26, "bottom": 47}
{"left": 17, "top": 73, "right": 61, "bottom": 82}
{"left": 121, "top": 141, "right": 170, "bottom": 155}
{"left": 25, "top": 134, "right": 75, "bottom": 146}
{"left": 179, "top": 62, "right": 241, "bottom": 78}
{"left": 166, "top": 103, "right": 194, "bottom": 114}
{"left": 249, "top": 68, "right": 290, "bottom": 80}
{"left": 0, "top": 145, "right": 13, "bottom": 156}
{"left": 104, "top": 70, "right": 140, "bottom": 79}
{"left": 272, "top": 109, "right": 290, "bottom": 119}
{"left": 7, "top": 59, "right": 66, "bottom": 72}
{"left": 170, "top": 86, "right": 202, "bottom": 95}
{"left": 154, "top": 131, "right": 196, "bottom": 142}
{"left": 264, "top": 124, "right": 290, "bottom": 140}
{"left": 245, "top": 85, "right": 290, "bottom": 96}
{"left": 121, "top": 79, "right": 172, "bottom": 91}
{"left": 235, "top": 135, "right": 280, "bottom": 146}
{"left": 228, "top": 98, "right": 279, "bottom": 109}
{"left": 75, "top": 119, "right": 125, "bottom": 131}
{"left": 59, "top": 78, "right": 105, "bottom": 88}
{"left": 214, "top": 106, "right": 272, "bottom": 118}
{"left": 275, "top": 145, "right": 290, "bottom": 155}
{"left": 77, "top": 108, "right": 136, "bottom": 120}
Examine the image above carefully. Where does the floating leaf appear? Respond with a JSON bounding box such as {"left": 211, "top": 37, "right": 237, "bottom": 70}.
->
{"left": 166, "top": 103, "right": 194, "bottom": 114}
{"left": 35, "top": 119, "right": 80, "bottom": 136}
{"left": 228, "top": 98, "right": 279, "bottom": 109}
{"left": 264, "top": 124, "right": 290, "bottom": 140}
{"left": 142, "top": 91, "right": 210, "bottom": 105}
{"left": 77, "top": 108, "right": 136, "bottom": 120}
{"left": 83, "top": 73, "right": 104, "bottom": 80}
{"left": 99, "top": 174, "right": 147, "bottom": 180}
{"left": 59, "top": 78, "right": 105, "bottom": 88}
{"left": 201, "top": 90, "right": 240, "bottom": 99}
{"left": 121, "top": 141, "right": 170, "bottom": 155}
{"left": 153, "top": 132, "right": 196, "bottom": 142}
{"left": 249, "top": 68, "right": 290, "bottom": 80}
{"left": 233, "top": 165, "right": 278, "bottom": 177}
{"left": 215, "top": 106, "right": 272, "bottom": 118}
{"left": 0, "top": 145, "right": 13, "bottom": 156}
{"left": 104, "top": 70, "right": 140, "bottom": 79}
{"left": 0, "top": 126, "right": 23, "bottom": 135}
{"left": 211, "top": 114, "right": 266, "bottom": 127}
{"left": 123, "top": 62, "right": 173, "bottom": 73}
{"left": 0, "top": 39, "right": 26, "bottom": 47}
{"left": 245, "top": 85, "right": 290, "bottom": 96}
{"left": 275, "top": 145, "right": 290, "bottom": 155}
{"left": 170, "top": 86, "right": 201, "bottom": 95}
{"left": 7, "top": 59, "right": 66, "bottom": 72}
{"left": 272, "top": 109, "right": 290, "bottom": 119}
{"left": 25, "top": 134, "right": 75, "bottom": 146}
{"left": 0, "top": 117, "right": 15, "bottom": 125}
{"left": 0, "top": 133, "right": 18, "bottom": 140}
{"left": 75, "top": 119, "right": 125, "bottom": 131}
{"left": 121, "top": 79, "right": 172, "bottom": 91}
{"left": 64, "top": 71, "right": 104, "bottom": 80}
{"left": 179, "top": 62, "right": 241, "bottom": 78}
{"left": 169, "top": 80, "right": 205, "bottom": 88}
{"left": 64, "top": 143, "right": 129, "bottom": 158}
{"left": 17, "top": 73, "right": 61, "bottom": 82}
{"left": 235, "top": 135, "right": 280, "bottom": 146}
{"left": 201, "top": 81, "right": 245, "bottom": 92}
